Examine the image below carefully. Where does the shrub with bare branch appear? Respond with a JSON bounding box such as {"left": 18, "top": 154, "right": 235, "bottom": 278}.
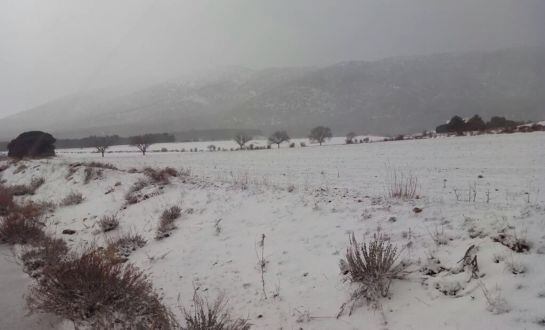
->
{"left": 21, "top": 236, "right": 68, "bottom": 278}
{"left": 182, "top": 290, "right": 251, "bottom": 330}
{"left": 338, "top": 233, "right": 408, "bottom": 317}
{"left": 60, "top": 192, "right": 84, "bottom": 206}
{"left": 105, "top": 233, "right": 147, "bottom": 262}
{"left": 156, "top": 206, "right": 181, "bottom": 239}
{"left": 85, "top": 161, "right": 117, "bottom": 170}
{"left": 0, "top": 214, "right": 45, "bottom": 245}
{"left": 386, "top": 169, "right": 419, "bottom": 199}
{"left": 0, "top": 185, "right": 15, "bottom": 216}
{"left": 144, "top": 167, "right": 179, "bottom": 184}
{"left": 99, "top": 215, "right": 119, "bottom": 232}
{"left": 8, "top": 177, "right": 45, "bottom": 196}
{"left": 27, "top": 250, "right": 178, "bottom": 329}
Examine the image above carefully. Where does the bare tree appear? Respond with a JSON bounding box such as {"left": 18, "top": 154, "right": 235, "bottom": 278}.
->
{"left": 130, "top": 135, "right": 152, "bottom": 156}
{"left": 309, "top": 126, "right": 332, "bottom": 146}
{"left": 345, "top": 132, "right": 356, "bottom": 144}
{"left": 268, "top": 130, "right": 290, "bottom": 148}
{"left": 233, "top": 133, "right": 252, "bottom": 149}
{"left": 94, "top": 136, "right": 112, "bottom": 157}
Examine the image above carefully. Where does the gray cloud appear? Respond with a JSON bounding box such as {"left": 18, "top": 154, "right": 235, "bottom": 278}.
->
{"left": 1, "top": 0, "right": 544, "bottom": 117}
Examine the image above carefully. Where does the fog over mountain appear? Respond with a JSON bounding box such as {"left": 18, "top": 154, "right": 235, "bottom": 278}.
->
{"left": 0, "top": 47, "right": 543, "bottom": 139}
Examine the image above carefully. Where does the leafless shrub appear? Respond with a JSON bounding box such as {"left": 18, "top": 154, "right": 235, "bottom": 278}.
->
{"left": 27, "top": 250, "right": 178, "bottom": 329}
{"left": 338, "top": 233, "right": 408, "bottom": 317}
{"left": 386, "top": 169, "right": 418, "bottom": 199}
{"left": 182, "top": 290, "right": 250, "bottom": 330}
{"left": 0, "top": 214, "right": 45, "bottom": 245}
{"left": 144, "top": 167, "right": 179, "bottom": 184}
{"left": 105, "top": 233, "right": 147, "bottom": 262}
{"left": 492, "top": 230, "right": 531, "bottom": 253}
{"left": 86, "top": 161, "right": 117, "bottom": 170}
{"left": 99, "top": 215, "right": 119, "bottom": 232}
{"left": 0, "top": 185, "right": 15, "bottom": 215}
{"left": 21, "top": 236, "right": 69, "bottom": 278}
{"left": 60, "top": 192, "right": 84, "bottom": 206}
{"left": 8, "top": 177, "right": 45, "bottom": 196}
{"left": 125, "top": 179, "right": 151, "bottom": 204}
{"left": 156, "top": 206, "right": 181, "bottom": 239}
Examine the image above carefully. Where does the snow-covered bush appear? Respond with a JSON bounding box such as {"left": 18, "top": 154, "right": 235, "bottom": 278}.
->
{"left": 106, "top": 233, "right": 146, "bottom": 261}
{"left": 99, "top": 214, "right": 119, "bottom": 232}
{"left": 27, "top": 250, "right": 178, "bottom": 329}
{"left": 339, "top": 233, "right": 408, "bottom": 315}
{"left": 60, "top": 192, "right": 84, "bottom": 206}
{"left": 0, "top": 214, "right": 45, "bottom": 245}
{"left": 8, "top": 176, "right": 45, "bottom": 196}
{"left": 144, "top": 167, "right": 179, "bottom": 184}
{"left": 156, "top": 206, "right": 181, "bottom": 239}
{"left": 21, "top": 236, "right": 68, "bottom": 278}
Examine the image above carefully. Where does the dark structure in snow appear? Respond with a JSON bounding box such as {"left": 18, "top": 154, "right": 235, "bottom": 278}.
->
{"left": 7, "top": 131, "right": 56, "bottom": 158}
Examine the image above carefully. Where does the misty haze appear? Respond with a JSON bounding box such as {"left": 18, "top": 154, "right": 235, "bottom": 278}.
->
{"left": 0, "top": 1, "right": 544, "bottom": 329}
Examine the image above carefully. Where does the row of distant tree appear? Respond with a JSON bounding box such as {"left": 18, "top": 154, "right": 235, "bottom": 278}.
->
{"left": 435, "top": 115, "right": 522, "bottom": 134}
{"left": 230, "top": 126, "right": 334, "bottom": 150}
{"left": 55, "top": 133, "right": 175, "bottom": 149}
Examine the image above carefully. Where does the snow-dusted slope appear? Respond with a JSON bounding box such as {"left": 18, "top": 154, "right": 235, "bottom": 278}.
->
{"left": 1, "top": 132, "right": 545, "bottom": 329}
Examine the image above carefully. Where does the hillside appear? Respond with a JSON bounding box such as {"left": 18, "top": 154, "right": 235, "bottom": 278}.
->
{"left": 0, "top": 47, "right": 543, "bottom": 139}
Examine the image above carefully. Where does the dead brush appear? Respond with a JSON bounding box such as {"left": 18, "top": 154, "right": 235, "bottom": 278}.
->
{"left": 144, "top": 167, "right": 179, "bottom": 184}
{"left": 27, "top": 250, "right": 178, "bottom": 329}
{"left": 386, "top": 169, "right": 419, "bottom": 199}
{"left": 0, "top": 185, "right": 15, "bottom": 215}
{"left": 105, "top": 233, "right": 147, "bottom": 262}
{"left": 8, "top": 177, "right": 45, "bottom": 196}
{"left": 21, "top": 236, "right": 69, "bottom": 278}
{"left": 60, "top": 192, "right": 84, "bottom": 206}
{"left": 181, "top": 290, "right": 251, "bottom": 330}
{"left": 156, "top": 206, "right": 182, "bottom": 239}
{"left": 99, "top": 214, "right": 119, "bottom": 232}
{"left": 338, "top": 233, "right": 409, "bottom": 317}
{"left": 125, "top": 178, "right": 150, "bottom": 204}
{"left": 0, "top": 214, "right": 46, "bottom": 245}
{"left": 85, "top": 161, "right": 117, "bottom": 170}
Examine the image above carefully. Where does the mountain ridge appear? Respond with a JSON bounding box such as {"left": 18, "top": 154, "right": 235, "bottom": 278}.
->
{"left": 1, "top": 47, "right": 543, "bottom": 140}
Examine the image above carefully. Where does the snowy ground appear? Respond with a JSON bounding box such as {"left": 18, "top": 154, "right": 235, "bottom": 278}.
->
{"left": 1, "top": 132, "right": 545, "bottom": 329}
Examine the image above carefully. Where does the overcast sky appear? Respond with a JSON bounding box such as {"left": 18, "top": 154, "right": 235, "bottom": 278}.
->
{"left": 1, "top": 0, "right": 544, "bottom": 118}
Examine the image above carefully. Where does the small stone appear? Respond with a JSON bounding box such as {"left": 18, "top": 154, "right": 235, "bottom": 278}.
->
{"left": 62, "top": 229, "right": 76, "bottom": 235}
{"left": 388, "top": 216, "right": 397, "bottom": 222}
{"left": 413, "top": 207, "right": 423, "bottom": 213}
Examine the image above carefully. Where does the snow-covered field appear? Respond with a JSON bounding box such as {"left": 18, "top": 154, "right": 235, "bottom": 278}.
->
{"left": 2, "top": 132, "right": 545, "bottom": 329}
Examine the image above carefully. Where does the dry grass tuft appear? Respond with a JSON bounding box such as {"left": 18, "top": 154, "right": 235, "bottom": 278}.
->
{"left": 8, "top": 177, "right": 45, "bottom": 196}
{"left": 99, "top": 215, "right": 119, "bottom": 232}
{"left": 85, "top": 161, "right": 117, "bottom": 170}
{"left": 156, "top": 206, "right": 181, "bottom": 239}
{"left": 144, "top": 167, "right": 179, "bottom": 184}
{"left": 182, "top": 290, "right": 251, "bottom": 330}
{"left": 60, "top": 192, "right": 84, "bottom": 206}
{"left": 386, "top": 169, "right": 419, "bottom": 199}
{"left": 0, "top": 214, "right": 45, "bottom": 245}
{"left": 338, "top": 233, "right": 408, "bottom": 317}
{"left": 105, "top": 233, "right": 147, "bottom": 262}
{"left": 21, "top": 236, "right": 69, "bottom": 278}
{"left": 0, "top": 185, "right": 15, "bottom": 215}
{"left": 27, "top": 250, "right": 178, "bottom": 329}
